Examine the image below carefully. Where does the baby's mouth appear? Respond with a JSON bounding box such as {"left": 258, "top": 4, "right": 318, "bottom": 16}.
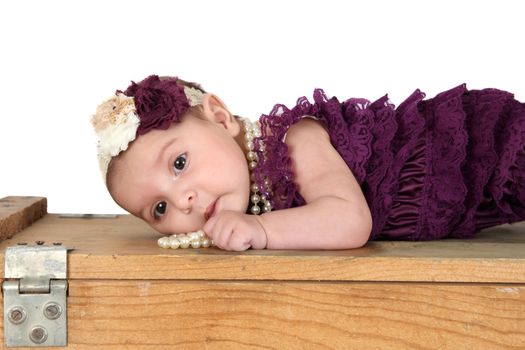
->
{"left": 204, "top": 199, "right": 217, "bottom": 221}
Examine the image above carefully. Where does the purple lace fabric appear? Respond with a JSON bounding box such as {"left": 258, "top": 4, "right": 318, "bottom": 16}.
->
{"left": 252, "top": 84, "right": 525, "bottom": 241}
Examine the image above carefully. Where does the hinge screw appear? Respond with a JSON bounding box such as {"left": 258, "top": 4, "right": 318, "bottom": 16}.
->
{"left": 7, "top": 306, "right": 27, "bottom": 324}
{"left": 43, "top": 302, "right": 62, "bottom": 320}
{"left": 29, "top": 326, "right": 48, "bottom": 344}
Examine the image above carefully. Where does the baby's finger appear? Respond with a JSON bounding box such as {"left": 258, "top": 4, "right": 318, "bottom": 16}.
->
{"left": 203, "top": 216, "right": 217, "bottom": 238}
{"left": 216, "top": 220, "right": 250, "bottom": 251}
{"left": 203, "top": 215, "right": 228, "bottom": 249}
{"left": 229, "top": 232, "right": 251, "bottom": 251}
{"left": 213, "top": 221, "right": 234, "bottom": 250}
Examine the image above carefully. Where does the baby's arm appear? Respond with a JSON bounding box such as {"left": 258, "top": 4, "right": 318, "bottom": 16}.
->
{"left": 257, "top": 118, "right": 372, "bottom": 249}
{"left": 204, "top": 118, "right": 372, "bottom": 250}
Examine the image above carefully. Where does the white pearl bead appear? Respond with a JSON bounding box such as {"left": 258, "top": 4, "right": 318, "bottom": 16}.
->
{"left": 246, "top": 140, "right": 254, "bottom": 150}
{"left": 191, "top": 240, "right": 201, "bottom": 249}
{"left": 251, "top": 183, "right": 260, "bottom": 193}
{"left": 189, "top": 232, "right": 200, "bottom": 241}
{"left": 179, "top": 236, "right": 191, "bottom": 249}
{"left": 251, "top": 205, "right": 261, "bottom": 215}
{"left": 202, "top": 239, "right": 211, "bottom": 248}
{"left": 197, "top": 230, "right": 205, "bottom": 238}
{"left": 251, "top": 194, "right": 261, "bottom": 203}
{"left": 158, "top": 237, "right": 170, "bottom": 248}
{"left": 249, "top": 161, "right": 257, "bottom": 170}
{"left": 169, "top": 237, "right": 180, "bottom": 249}
{"left": 247, "top": 151, "right": 257, "bottom": 161}
{"left": 263, "top": 205, "right": 272, "bottom": 212}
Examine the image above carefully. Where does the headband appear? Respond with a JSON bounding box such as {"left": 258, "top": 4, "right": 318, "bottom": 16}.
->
{"left": 91, "top": 75, "right": 204, "bottom": 182}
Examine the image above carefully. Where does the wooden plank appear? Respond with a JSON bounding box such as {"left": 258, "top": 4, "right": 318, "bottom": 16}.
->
{"left": 0, "top": 196, "right": 46, "bottom": 241}
{"left": 0, "top": 214, "right": 524, "bottom": 283}
{"left": 1, "top": 280, "right": 523, "bottom": 349}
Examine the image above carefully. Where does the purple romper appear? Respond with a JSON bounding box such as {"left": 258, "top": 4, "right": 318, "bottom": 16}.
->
{"left": 251, "top": 84, "right": 525, "bottom": 241}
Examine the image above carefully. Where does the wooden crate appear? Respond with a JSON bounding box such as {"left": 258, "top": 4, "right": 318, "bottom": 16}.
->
{"left": 1, "top": 196, "right": 524, "bottom": 349}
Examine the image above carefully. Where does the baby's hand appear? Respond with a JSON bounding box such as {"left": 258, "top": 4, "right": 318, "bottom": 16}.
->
{"left": 203, "top": 211, "right": 267, "bottom": 251}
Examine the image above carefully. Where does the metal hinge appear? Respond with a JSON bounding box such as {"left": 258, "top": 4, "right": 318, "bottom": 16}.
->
{"left": 3, "top": 245, "right": 68, "bottom": 347}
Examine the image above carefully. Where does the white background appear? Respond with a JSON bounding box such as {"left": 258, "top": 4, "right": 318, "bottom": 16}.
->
{"left": 1, "top": 0, "right": 524, "bottom": 214}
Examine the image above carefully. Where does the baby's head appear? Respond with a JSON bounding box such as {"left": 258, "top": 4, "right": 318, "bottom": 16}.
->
{"left": 91, "top": 75, "right": 251, "bottom": 235}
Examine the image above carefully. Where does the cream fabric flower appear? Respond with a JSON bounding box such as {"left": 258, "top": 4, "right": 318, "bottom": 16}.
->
{"left": 184, "top": 86, "right": 204, "bottom": 106}
{"left": 91, "top": 94, "right": 140, "bottom": 181}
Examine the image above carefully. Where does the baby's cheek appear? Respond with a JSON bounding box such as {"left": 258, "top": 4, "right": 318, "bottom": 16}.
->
{"left": 148, "top": 222, "right": 171, "bottom": 236}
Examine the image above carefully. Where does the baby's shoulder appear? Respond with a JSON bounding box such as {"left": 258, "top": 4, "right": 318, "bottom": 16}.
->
{"left": 285, "top": 116, "right": 330, "bottom": 147}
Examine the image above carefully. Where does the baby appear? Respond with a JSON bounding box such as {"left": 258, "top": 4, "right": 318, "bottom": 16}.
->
{"left": 92, "top": 75, "right": 525, "bottom": 251}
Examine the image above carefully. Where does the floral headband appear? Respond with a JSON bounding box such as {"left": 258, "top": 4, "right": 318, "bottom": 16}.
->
{"left": 91, "top": 75, "right": 204, "bottom": 182}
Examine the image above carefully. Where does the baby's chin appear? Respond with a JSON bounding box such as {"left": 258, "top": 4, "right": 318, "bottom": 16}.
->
{"left": 141, "top": 216, "right": 204, "bottom": 236}
{"left": 154, "top": 224, "right": 204, "bottom": 237}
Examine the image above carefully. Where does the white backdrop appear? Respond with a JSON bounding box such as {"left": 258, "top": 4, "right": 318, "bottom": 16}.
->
{"left": 1, "top": 0, "right": 524, "bottom": 214}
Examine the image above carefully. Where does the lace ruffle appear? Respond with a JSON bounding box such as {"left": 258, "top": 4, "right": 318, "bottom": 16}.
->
{"left": 255, "top": 89, "right": 381, "bottom": 210}
{"left": 487, "top": 98, "right": 525, "bottom": 221}
{"left": 451, "top": 89, "right": 512, "bottom": 237}
{"left": 253, "top": 85, "right": 525, "bottom": 241}
{"left": 414, "top": 84, "right": 469, "bottom": 240}
{"left": 369, "top": 89, "right": 426, "bottom": 239}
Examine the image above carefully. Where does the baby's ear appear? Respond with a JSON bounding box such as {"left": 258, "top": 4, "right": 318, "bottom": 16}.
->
{"left": 201, "top": 93, "right": 239, "bottom": 133}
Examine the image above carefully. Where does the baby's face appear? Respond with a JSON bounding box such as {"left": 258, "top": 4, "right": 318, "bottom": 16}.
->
{"left": 109, "top": 114, "right": 251, "bottom": 235}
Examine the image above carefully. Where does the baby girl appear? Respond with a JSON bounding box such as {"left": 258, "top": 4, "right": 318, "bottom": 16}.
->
{"left": 91, "top": 75, "right": 525, "bottom": 251}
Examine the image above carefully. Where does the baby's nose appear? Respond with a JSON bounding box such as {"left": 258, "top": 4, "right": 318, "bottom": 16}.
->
{"left": 176, "top": 190, "right": 196, "bottom": 213}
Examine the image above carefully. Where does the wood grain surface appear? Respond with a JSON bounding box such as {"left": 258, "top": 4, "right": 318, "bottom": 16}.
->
{"left": 0, "top": 196, "right": 46, "bottom": 241}
{"left": 1, "top": 280, "right": 524, "bottom": 349}
{"left": 0, "top": 214, "right": 524, "bottom": 283}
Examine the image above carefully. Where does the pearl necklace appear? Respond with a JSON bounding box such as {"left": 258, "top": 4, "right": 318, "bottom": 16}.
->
{"left": 158, "top": 117, "right": 271, "bottom": 249}
{"left": 242, "top": 117, "right": 272, "bottom": 215}
{"left": 158, "top": 230, "right": 211, "bottom": 249}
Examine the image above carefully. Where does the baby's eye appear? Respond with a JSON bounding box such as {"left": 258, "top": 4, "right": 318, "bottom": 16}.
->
{"left": 173, "top": 154, "right": 187, "bottom": 175}
{"left": 153, "top": 201, "right": 167, "bottom": 220}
